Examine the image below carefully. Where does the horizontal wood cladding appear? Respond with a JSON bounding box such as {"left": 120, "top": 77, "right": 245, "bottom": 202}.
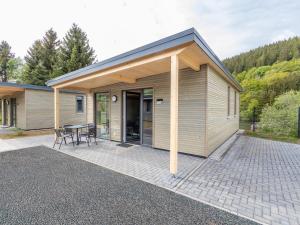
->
{"left": 91, "top": 67, "right": 207, "bottom": 156}
{"left": 16, "top": 92, "right": 26, "bottom": 129}
{"left": 206, "top": 66, "right": 239, "bottom": 156}
{"left": 25, "top": 90, "right": 86, "bottom": 129}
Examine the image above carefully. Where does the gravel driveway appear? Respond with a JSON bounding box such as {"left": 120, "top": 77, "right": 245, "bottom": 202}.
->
{"left": 0, "top": 146, "right": 258, "bottom": 225}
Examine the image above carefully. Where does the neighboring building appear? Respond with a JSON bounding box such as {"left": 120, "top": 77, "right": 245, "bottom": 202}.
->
{"left": 0, "top": 82, "right": 86, "bottom": 130}
{"left": 47, "top": 28, "right": 242, "bottom": 174}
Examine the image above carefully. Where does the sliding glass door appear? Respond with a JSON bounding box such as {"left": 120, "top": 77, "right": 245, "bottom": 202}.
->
{"left": 95, "top": 93, "right": 110, "bottom": 139}
{"left": 142, "top": 89, "right": 153, "bottom": 146}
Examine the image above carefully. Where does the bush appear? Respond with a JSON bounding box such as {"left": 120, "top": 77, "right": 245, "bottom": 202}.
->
{"left": 259, "top": 91, "right": 300, "bottom": 137}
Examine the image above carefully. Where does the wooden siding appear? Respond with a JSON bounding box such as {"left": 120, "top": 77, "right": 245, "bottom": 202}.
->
{"left": 206, "top": 66, "right": 239, "bottom": 156}
{"left": 25, "top": 90, "right": 86, "bottom": 130}
{"left": 16, "top": 92, "right": 26, "bottom": 129}
{"left": 90, "top": 67, "right": 207, "bottom": 156}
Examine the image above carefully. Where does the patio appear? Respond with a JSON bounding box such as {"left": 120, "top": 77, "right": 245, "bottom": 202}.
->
{"left": 54, "top": 138, "right": 205, "bottom": 189}
{"left": 0, "top": 134, "right": 205, "bottom": 189}
{"left": 0, "top": 126, "right": 15, "bottom": 135}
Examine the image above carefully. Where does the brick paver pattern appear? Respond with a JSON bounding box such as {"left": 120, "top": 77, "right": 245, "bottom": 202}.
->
{"left": 56, "top": 140, "right": 204, "bottom": 189}
{"left": 176, "top": 136, "right": 300, "bottom": 225}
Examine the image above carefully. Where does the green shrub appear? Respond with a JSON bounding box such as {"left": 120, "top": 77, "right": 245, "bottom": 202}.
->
{"left": 259, "top": 91, "right": 300, "bottom": 137}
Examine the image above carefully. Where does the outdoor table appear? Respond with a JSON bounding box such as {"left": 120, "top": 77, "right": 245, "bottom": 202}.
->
{"left": 64, "top": 124, "right": 87, "bottom": 145}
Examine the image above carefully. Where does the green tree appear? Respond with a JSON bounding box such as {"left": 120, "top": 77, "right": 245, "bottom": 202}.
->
{"left": 55, "top": 23, "right": 96, "bottom": 75}
{"left": 7, "top": 57, "right": 24, "bottom": 82}
{"left": 0, "top": 41, "right": 15, "bottom": 82}
{"left": 42, "top": 28, "right": 60, "bottom": 79}
{"left": 238, "top": 59, "right": 300, "bottom": 121}
{"left": 22, "top": 40, "right": 47, "bottom": 85}
{"left": 223, "top": 36, "right": 300, "bottom": 74}
{"left": 259, "top": 91, "right": 300, "bottom": 137}
{"left": 22, "top": 29, "right": 60, "bottom": 85}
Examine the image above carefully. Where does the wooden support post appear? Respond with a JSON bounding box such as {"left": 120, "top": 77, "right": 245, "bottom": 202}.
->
{"left": 170, "top": 54, "right": 179, "bottom": 175}
{"left": 54, "top": 88, "right": 60, "bottom": 129}
{"left": 86, "top": 92, "right": 94, "bottom": 124}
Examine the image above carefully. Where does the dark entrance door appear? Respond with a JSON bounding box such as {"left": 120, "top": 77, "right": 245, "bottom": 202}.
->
{"left": 10, "top": 98, "right": 16, "bottom": 127}
{"left": 125, "top": 92, "right": 141, "bottom": 144}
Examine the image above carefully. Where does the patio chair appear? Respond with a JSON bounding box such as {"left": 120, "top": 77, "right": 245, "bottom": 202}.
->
{"left": 63, "top": 125, "right": 74, "bottom": 138}
{"left": 80, "top": 124, "right": 97, "bottom": 146}
{"left": 53, "top": 128, "right": 75, "bottom": 149}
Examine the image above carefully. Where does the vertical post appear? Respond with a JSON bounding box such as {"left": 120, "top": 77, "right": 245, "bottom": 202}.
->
{"left": 298, "top": 107, "right": 300, "bottom": 138}
{"left": 54, "top": 88, "right": 60, "bottom": 130}
{"left": 86, "top": 92, "right": 94, "bottom": 124}
{"left": 252, "top": 107, "right": 256, "bottom": 132}
{"left": 170, "top": 54, "right": 179, "bottom": 175}
{"left": 1, "top": 99, "right": 4, "bottom": 126}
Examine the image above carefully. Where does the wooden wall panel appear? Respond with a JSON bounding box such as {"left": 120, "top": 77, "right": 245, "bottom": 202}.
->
{"left": 25, "top": 90, "right": 86, "bottom": 129}
{"left": 206, "top": 66, "right": 239, "bottom": 156}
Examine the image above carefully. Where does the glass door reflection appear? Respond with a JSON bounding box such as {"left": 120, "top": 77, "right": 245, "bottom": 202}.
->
{"left": 95, "top": 93, "right": 110, "bottom": 139}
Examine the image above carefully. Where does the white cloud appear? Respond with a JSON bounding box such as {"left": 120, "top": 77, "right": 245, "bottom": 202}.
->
{"left": 0, "top": 0, "right": 299, "bottom": 61}
{"left": 271, "top": 30, "right": 297, "bottom": 42}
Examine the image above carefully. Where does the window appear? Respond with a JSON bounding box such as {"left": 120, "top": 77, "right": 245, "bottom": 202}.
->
{"left": 145, "top": 100, "right": 152, "bottom": 113}
{"left": 76, "top": 96, "right": 84, "bottom": 113}
{"left": 234, "top": 91, "right": 237, "bottom": 115}
{"left": 227, "top": 86, "right": 230, "bottom": 116}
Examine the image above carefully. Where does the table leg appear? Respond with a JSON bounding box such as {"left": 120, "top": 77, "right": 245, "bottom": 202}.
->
{"left": 76, "top": 128, "right": 80, "bottom": 145}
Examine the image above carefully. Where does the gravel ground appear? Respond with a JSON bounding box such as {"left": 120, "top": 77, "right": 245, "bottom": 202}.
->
{"left": 0, "top": 146, "right": 259, "bottom": 225}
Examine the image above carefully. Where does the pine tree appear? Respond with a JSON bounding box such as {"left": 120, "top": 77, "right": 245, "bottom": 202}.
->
{"left": 223, "top": 36, "right": 300, "bottom": 74}
{"left": 55, "top": 23, "right": 96, "bottom": 75}
{"left": 42, "top": 28, "right": 60, "bottom": 79}
{"left": 0, "top": 41, "right": 15, "bottom": 82}
{"left": 22, "top": 40, "right": 48, "bottom": 85}
{"left": 22, "top": 29, "right": 60, "bottom": 85}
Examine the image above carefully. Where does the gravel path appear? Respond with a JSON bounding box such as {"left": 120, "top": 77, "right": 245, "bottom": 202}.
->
{"left": 0, "top": 146, "right": 258, "bottom": 225}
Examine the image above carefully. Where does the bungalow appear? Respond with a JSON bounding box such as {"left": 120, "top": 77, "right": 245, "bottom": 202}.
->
{"left": 0, "top": 82, "right": 86, "bottom": 130}
{"left": 46, "top": 28, "right": 242, "bottom": 175}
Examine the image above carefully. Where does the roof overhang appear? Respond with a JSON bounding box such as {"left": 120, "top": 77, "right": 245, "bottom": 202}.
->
{"left": 0, "top": 86, "right": 24, "bottom": 98}
{"left": 0, "top": 82, "right": 84, "bottom": 97}
{"left": 47, "top": 28, "right": 242, "bottom": 91}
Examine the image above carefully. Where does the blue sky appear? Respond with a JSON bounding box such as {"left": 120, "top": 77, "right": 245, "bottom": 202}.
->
{"left": 0, "top": 0, "right": 299, "bottom": 60}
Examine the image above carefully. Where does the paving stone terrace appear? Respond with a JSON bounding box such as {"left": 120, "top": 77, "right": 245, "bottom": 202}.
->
{"left": 1, "top": 134, "right": 300, "bottom": 224}
{"left": 54, "top": 140, "right": 205, "bottom": 189}
{"left": 176, "top": 136, "right": 300, "bottom": 225}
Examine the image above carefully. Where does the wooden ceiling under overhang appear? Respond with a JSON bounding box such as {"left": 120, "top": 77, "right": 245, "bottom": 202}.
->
{"left": 0, "top": 86, "right": 24, "bottom": 98}
{"left": 53, "top": 42, "right": 237, "bottom": 91}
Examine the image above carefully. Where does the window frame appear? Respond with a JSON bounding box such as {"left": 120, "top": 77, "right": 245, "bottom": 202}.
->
{"left": 234, "top": 91, "right": 237, "bottom": 116}
{"left": 76, "top": 95, "right": 84, "bottom": 113}
{"left": 227, "top": 86, "right": 230, "bottom": 117}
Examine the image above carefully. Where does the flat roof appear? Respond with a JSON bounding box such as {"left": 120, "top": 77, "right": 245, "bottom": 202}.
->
{"left": 46, "top": 28, "right": 242, "bottom": 91}
{"left": 0, "top": 82, "right": 83, "bottom": 94}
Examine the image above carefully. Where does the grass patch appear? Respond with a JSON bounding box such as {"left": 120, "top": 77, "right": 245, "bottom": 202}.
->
{"left": 244, "top": 130, "right": 300, "bottom": 144}
{"left": 241, "top": 120, "right": 300, "bottom": 144}
{"left": 0, "top": 129, "right": 53, "bottom": 139}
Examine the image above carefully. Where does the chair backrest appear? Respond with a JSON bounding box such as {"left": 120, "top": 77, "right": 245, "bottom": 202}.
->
{"left": 88, "top": 126, "right": 96, "bottom": 137}
{"left": 63, "top": 125, "right": 73, "bottom": 133}
{"left": 87, "top": 123, "right": 95, "bottom": 128}
{"left": 54, "top": 129, "right": 63, "bottom": 137}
